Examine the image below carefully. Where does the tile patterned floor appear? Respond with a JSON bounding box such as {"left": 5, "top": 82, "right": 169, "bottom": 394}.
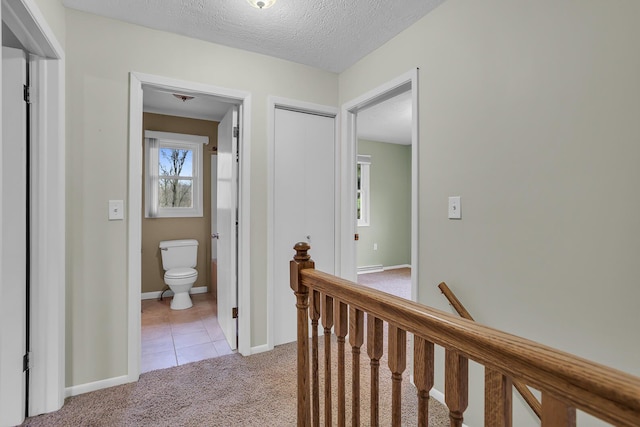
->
{"left": 141, "top": 293, "right": 234, "bottom": 374}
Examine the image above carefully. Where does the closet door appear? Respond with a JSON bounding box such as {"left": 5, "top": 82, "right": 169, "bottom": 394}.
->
{"left": 273, "top": 108, "right": 335, "bottom": 346}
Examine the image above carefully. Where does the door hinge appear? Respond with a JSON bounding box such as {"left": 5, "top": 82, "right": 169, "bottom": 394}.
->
{"left": 23, "top": 352, "right": 32, "bottom": 372}
{"left": 23, "top": 85, "right": 31, "bottom": 104}
{"left": 233, "top": 126, "right": 239, "bottom": 138}
{"left": 232, "top": 307, "right": 238, "bottom": 319}
{"left": 355, "top": 233, "right": 359, "bottom": 241}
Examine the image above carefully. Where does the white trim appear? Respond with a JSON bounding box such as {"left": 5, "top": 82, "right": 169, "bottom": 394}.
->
{"left": 340, "top": 69, "right": 419, "bottom": 306}
{"left": 266, "top": 96, "right": 339, "bottom": 351}
{"left": 127, "top": 75, "right": 143, "bottom": 383}
{"left": 128, "top": 73, "right": 253, "bottom": 386}
{"left": 144, "top": 136, "right": 204, "bottom": 218}
{"left": 0, "top": 0, "right": 65, "bottom": 420}
{"left": 1, "top": 0, "right": 65, "bottom": 59}
{"left": 356, "top": 264, "right": 411, "bottom": 274}
{"left": 144, "top": 130, "right": 209, "bottom": 145}
{"left": 64, "top": 375, "right": 130, "bottom": 398}
{"left": 383, "top": 264, "right": 411, "bottom": 271}
{"left": 141, "top": 286, "right": 208, "bottom": 300}
{"left": 357, "top": 265, "right": 384, "bottom": 274}
{"left": 250, "top": 344, "right": 270, "bottom": 355}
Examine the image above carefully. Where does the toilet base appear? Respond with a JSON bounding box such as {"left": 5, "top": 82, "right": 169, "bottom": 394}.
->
{"left": 170, "top": 291, "right": 193, "bottom": 310}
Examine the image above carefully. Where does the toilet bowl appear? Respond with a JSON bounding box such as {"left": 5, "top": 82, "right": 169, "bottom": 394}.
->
{"left": 159, "top": 239, "right": 199, "bottom": 310}
{"left": 164, "top": 267, "right": 198, "bottom": 310}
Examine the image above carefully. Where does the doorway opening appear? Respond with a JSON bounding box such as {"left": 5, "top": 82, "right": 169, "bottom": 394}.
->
{"left": 128, "top": 73, "right": 252, "bottom": 381}
{"left": 341, "top": 69, "right": 419, "bottom": 302}
{"left": 355, "top": 89, "right": 413, "bottom": 299}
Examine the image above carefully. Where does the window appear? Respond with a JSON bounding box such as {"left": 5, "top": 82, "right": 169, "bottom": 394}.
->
{"left": 145, "top": 131, "right": 208, "bottom": 218}
{"left": 357, "top": 155, "right": 371, "bottom": 226}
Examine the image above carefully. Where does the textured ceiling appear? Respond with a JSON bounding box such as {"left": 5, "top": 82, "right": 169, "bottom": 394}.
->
{"left": 61, "top": 0, "right": 444, "bottom": 73}
{"left": 358, "top": 90, "right": 412, "bottom": 145}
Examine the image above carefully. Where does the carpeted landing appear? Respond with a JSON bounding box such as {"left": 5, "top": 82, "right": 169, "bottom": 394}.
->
{"left": 23, "top": 338, "right": 450, "bottom": 426}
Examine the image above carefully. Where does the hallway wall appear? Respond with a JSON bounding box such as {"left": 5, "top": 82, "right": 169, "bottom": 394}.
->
{"left": 65, "top": 9, "right": 338, "bottom": 387}
{"left": 340, "top": 0, "right": 640, "bottom": 425}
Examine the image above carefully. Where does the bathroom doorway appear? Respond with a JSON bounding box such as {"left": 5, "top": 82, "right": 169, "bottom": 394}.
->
{"left": 128, "top": 73, "right": 252, "bottom": 380}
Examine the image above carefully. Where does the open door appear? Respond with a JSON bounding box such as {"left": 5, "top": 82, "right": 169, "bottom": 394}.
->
{"left": 216, "top": 106, "right": 239, "bottom": 350}
{"left": 0, "top": 46, "right": 28, "bottom": 425}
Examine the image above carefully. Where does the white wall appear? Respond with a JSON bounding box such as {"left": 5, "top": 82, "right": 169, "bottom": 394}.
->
{"left": 65, "top": 9, "right": 338, "bottom": 387}
{"left": 340, "top": 0, "right": 640, "bottom": 425}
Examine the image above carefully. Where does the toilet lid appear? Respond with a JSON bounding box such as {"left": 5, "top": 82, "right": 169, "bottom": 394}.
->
{"left": 165, "top": 267, "right": 197, "bottom": 279}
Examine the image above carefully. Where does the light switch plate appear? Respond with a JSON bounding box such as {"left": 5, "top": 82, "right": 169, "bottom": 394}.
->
{"left": 109, "top": 200, "right": 124, "bottom": 221}
{"left": 448, "top": 196, "right": 461, "bottom": 219}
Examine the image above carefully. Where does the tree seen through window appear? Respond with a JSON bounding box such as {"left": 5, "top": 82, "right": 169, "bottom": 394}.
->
{"left": 159, "top": 148, "right": 193, "bottom": 208}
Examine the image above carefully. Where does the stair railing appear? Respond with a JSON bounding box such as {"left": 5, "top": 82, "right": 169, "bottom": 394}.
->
{"left": 290, "top": 242, "right": 640, "bottom": 426}
{"left": 438, "top": 281, "right": 542, "bottom": 419}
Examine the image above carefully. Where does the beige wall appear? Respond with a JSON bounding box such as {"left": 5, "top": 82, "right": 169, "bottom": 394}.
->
{"left": 141, "top": 113, "right": 217, "bottom": 294}
{"left": 65, "top": 9, "right": 338, "bottom": 387}
{"left": 33, "top": 0, "right": 66, "bottom": 50}
{"left": 341, "top": 0, "right": 640, "bottom": 425}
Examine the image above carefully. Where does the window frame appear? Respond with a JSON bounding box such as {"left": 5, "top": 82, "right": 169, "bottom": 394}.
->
{"left": 357, "top": 154, "right": 371, "bottom": 227}
{"left": 144, "top": 130, "right": 208, "bottom": 218}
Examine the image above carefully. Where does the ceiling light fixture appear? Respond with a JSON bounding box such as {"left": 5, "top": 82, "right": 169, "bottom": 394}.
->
{"left": 172, "top": 93, "right": 195, "bottom": 102}
{"left": 247, "top": 0, "right": 277, "bottom": 9}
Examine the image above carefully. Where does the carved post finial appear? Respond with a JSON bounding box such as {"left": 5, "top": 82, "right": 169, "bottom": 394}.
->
{"left": 294, "top": 241, "right": 311, "bottom": 262}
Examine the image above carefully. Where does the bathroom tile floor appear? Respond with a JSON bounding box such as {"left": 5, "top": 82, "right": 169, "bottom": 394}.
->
{"left": 141, "top": 293, "right": 234, "bottom": 374}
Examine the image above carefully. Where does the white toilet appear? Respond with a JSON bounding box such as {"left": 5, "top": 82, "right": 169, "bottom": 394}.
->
{"left": 159, "top": 239, "right": 199, "bottom": 310}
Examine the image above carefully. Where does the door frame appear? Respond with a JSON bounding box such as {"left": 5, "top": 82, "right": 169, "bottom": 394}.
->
{"left": 340, "top": 69, "right": 419, "bottom": 301}
{"left": 0, "top": 0, "right": 65, "bottom": 420}
{"left": 266, "top": 96, "right": 339, "bottom": 351}
{"left": 128, "top": 73, "right": 253, "bottom": 381}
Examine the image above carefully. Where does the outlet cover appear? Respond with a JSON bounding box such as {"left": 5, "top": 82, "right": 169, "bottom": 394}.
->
{"left": 109, "top": 200, "right": 124, "bottom": 221}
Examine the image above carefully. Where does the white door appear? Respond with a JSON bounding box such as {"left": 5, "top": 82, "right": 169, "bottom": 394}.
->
{"left": 0, "top": 46, "right": 28, "bottom": 426}
{"left": 211, "top": 154, "right": 218, "bottom": 261}
{"left": 273, "top": 108, "right": 335, "bottom": 346}
{"left": 216, "top": 106, "right": 239, "bottom": 350}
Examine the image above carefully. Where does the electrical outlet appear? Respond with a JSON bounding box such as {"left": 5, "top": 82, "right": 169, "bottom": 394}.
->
{"left": 373, "top": 243, "right": 378, "bottom": 251}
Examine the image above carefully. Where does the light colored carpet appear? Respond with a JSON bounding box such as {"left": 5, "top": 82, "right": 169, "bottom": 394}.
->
{"left": 24, "top": 338, "right": 450, "bottom": 426}
{"left": 358, "top": 268, "right": 412, "bottom": 300}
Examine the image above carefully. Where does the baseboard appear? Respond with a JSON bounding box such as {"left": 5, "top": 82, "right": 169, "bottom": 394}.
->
{"left": 429, "top": 388, "right": 471, "bottom": 427}
{"left": 357, "top": 264, "right": 383, "bottom": 274}
{"left": 383, "top": 264, "right": 411, "bottom": 271}
{"left": 141, "top": 286, "right": 208, "bottom": 300}
{"left": 65, "top": 375, "right": 131, "bottom": 398}
{"left": 357, "top": 264, "right": 411, "bottom": 274}
{"left": 250, "top": 344, "right": 270, "bottom": 355}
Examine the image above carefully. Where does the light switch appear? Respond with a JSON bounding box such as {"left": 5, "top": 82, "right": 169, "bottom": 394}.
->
{"left": 109, "top": 200, "right": 124, "bottom": 221}
{"left": 448, "top": 196, "right": 461, "bottom": 219}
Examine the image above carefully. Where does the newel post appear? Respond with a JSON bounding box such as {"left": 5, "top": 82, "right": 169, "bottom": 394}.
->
{"left": 290, "top": 242, "right": 315, "bottom": 427}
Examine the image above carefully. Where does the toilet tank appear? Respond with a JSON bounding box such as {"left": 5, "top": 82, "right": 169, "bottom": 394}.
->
{"left": 159, "top": 239, "right": 199, "bottom": 270}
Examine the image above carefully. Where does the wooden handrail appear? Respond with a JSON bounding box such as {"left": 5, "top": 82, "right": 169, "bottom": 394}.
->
{"left": 438, "top": 281, "right": 543, "bottom": 419}
{"left": 290, "top": 243, "right": 640, "bottom": 426}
